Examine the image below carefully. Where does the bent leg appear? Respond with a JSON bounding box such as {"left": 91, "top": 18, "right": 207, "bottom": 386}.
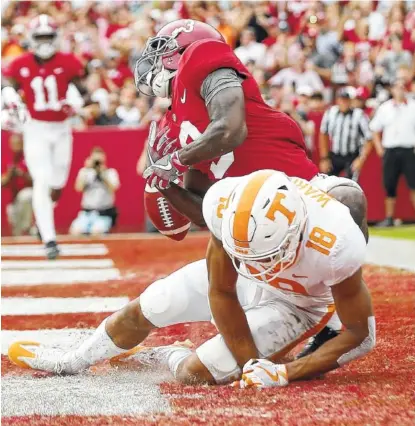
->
{"left": 173, "top": 293, "right": 332, "bottom": 385}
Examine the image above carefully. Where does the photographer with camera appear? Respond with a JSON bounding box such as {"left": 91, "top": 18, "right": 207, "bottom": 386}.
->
{"left": 69, "top": 147, "right": 120, "bottom": 235}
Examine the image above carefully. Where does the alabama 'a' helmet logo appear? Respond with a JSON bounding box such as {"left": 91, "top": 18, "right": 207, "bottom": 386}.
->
{"left": 171, "top": 20, "right": 195, "bottom": 38}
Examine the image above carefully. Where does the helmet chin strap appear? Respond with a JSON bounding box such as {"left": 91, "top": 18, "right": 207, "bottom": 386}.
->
{"left": 152, "top": 68, "right": 177, "bottom": 98}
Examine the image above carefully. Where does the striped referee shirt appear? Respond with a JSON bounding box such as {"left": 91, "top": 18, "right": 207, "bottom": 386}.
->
{"left": 320, "top": 106, "right": 371, "bottom": 156}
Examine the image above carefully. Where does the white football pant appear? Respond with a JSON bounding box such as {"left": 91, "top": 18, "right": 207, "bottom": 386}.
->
{"left": 140, "top": 260, "right": 334, "bottom": 384}
{"left": 23, "top": 119, "right": 72, "bottom": 244}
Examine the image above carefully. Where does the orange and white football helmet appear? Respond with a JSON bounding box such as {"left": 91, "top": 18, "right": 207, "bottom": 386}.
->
{"left": 221, "top": 170, "right": 307, "bottom": 282}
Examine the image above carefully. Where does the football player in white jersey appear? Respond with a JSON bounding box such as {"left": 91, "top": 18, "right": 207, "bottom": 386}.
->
{"left": 8, "top": 171, "right": 375, "bottom": 388}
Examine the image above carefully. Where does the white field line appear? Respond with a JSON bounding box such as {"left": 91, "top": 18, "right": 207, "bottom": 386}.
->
{"left": 2, "top": 268, "right": 120, "bottom": 286}
{"left": 1, "top": 244, "right": 108, "bottom": 257}
{"left": 1, "top": 297, "right": 129, "bottom": 315}
{"left": 366, "top": 236, "right": 415, "bottom": 272}
{"left": 2, "top": 259, "right": 114, "bottom": 270}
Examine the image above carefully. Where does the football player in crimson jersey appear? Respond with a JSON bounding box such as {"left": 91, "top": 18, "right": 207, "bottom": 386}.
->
{"left": 2, "top": 15, "right": 86, "bottom": 259}
{"left": 137, "top": 20, "right": 368, "bottom": 356}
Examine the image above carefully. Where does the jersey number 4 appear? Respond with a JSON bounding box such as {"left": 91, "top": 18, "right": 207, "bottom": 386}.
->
{"left": 179, "top": 121, "right": 235, "bottom": 179}
{"left": 30, "top": 75, "right": 60, "bottom": 111}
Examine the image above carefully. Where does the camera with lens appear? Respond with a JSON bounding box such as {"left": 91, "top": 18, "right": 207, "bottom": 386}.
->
{"left": 93, "top": 159, "right": 102, "bottom": 169}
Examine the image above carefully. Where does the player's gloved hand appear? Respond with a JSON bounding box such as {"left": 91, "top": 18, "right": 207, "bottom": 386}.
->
{"left": 144, "top": 151, "right": 187, "bottom": 190}
{"left": 1, "top": 103, "right": 28, "bottom": 133}
{"left": 233, "top": 359, "right": 289, "bottom": 389}
{"left": 144, "top": 122, "right": 187, "bottom": 190}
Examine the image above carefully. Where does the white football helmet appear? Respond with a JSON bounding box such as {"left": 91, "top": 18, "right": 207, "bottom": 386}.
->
{"left": 221, "top": 170, "right": 307, "bottom": 282}
{"left": 28, "top": 14, "right": 59, "bottom": 60}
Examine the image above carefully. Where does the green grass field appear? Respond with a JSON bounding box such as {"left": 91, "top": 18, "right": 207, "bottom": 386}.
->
{"left": 369, "top": 225, "right": 415, "bottom": 240}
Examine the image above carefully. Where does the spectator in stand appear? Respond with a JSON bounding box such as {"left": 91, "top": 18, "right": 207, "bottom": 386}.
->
{"left": 377, "top": 34, "right": 413, "bottom": 84}
{"left": 266, "top": 81, "right": 285, "bottom": 110}
{"left": 234, "top": 27, "right": 266, "bottom": 66}
{"left": 1, "top": 134, "right": 33, "bottom": 236}
{"left": 319, "top": 87, "right": 372, "bottom": 181}
{"left": 396, "top": 64, "right": 414, "bottom": 91}
{"left": 95, "top": 93, "right": 122, "bottom": 126}
{"left": 369, "top": 79, "right": 415, "bottom": 227}
{"left": 269, "top": 51, "right": 324, "bottom": 94}
{"left": 116, "top": 87, "right": 141, "bottom": 127}
{"left": 70, "top": 147, "right": 120, "bottom": 235}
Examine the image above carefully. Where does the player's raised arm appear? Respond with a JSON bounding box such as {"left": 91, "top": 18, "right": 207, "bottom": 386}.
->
{"left": 282, "top": 268, "right": 375, "bottom": 380}
{"left": 207, "top": 236, "right": 259, "bottom": 367}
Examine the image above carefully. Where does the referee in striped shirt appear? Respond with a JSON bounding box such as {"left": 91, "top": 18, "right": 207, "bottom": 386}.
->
{"left": 319, "top": 87, "right": 372, "bottom": 180}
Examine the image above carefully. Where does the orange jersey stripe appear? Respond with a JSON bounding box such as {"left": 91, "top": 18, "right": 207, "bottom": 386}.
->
{"left": 233, "top": 171, "right": 274, "bottom": 248}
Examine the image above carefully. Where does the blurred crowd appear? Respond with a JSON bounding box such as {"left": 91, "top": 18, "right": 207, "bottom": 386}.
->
{"left": 2, "top": 0, "right": 414, "bottom": 132}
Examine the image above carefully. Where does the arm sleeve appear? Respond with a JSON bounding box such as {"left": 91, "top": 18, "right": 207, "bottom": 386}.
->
{"left": 200, "top": 68, "right": 243, "bottom": 106}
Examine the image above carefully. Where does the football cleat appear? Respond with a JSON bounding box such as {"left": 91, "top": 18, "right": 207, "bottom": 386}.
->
{"left": 45, "top": 241, "right": 60, "bottom": 260}
{"left": 9, "top": 341, "right": 65, "bottom": 373}
{"left": 8, "top": 341, "right": 84, "bottom": 374}
{"left": 296, "top": 326, "right": 340, "bottom": 359}
{"left": 110, "top": 339, "right": 194, "bottom": 369}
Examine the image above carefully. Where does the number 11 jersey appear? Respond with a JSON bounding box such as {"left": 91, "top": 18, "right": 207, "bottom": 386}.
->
{"left": 4, "top": 52, "right": 83, "bottom": 122}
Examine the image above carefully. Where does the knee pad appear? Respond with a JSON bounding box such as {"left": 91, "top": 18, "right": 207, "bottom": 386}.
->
{"left": 139, "top": 277, "right": 191, "bottom": 328}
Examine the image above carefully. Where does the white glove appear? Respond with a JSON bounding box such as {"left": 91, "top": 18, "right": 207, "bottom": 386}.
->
{"left": 1, "top": 104, "right": 28, "bottom": 133}
{"left": 234, "top": 359, "right": 289, "bottom": 389}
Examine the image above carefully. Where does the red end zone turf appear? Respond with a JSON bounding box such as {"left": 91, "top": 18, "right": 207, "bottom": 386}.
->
{"left": 2, "top": 236, "right": 414, "bottom": 425}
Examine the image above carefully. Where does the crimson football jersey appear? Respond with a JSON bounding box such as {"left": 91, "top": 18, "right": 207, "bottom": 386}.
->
{"left": 4, "top": 52, "right": 84, "bottom": 122}
{"left": 169, "top": 39, "right": 318, "bottom": 181}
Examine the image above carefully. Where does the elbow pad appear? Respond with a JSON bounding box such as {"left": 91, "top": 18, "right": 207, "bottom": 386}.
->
{"left": 337, "top": 316, "right": 376, "bottom": 366}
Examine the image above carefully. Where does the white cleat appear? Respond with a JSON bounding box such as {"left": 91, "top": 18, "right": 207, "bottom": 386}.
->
{"left": 8, "top": 341, "right": 85, "bottom": 374}
{"left": 110, "top": 339, "right": 194, "bottom": 369}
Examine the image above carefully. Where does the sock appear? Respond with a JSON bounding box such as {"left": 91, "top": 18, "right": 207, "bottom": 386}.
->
{"left": 326, "top": 311, "right": 342, "bottom": 332}
{"left": 62, "top": 318, "right": 128, "bottom": 373}
{"left": 164, "top": 346, "right": 192, "bottom": 378}
{"left": 32, "top": 180, "right": 56, "bottom": 244}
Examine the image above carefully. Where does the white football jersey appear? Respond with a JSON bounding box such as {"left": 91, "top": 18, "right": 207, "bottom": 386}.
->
{"left": 202, "top": 175, "right": 367, "bottom": 308}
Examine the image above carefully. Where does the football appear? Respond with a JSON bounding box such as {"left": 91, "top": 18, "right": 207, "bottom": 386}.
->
{"left": 144, "top": 184, "right": 191, "bottom": 241}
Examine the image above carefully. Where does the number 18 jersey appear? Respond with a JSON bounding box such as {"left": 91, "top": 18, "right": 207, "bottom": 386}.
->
{"left": 4, "top": 52, "right": 83, "bottom": 122}
{"left": 203, "top": 175, "right": 367, "bottom": 309}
